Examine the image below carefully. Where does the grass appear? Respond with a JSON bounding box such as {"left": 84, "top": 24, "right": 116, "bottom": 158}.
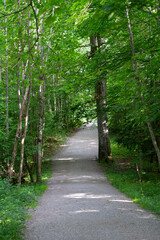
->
{"left": 102, "top": 139, "right": 160, "bottom": 216}
{"left": 0, "top": 130, "right": 67, "bottom": 240}
{"left": 0, "top": 160, "right": 51, "bottom": 240}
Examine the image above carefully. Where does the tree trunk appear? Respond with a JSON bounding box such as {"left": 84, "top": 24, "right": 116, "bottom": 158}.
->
{"left": 4, "top": 0, "right": 9, "bottom": 137}
{"left": 0, "top": 59, "right": 1, "bottom": 87}
{"left": 126, "top": 7, "right": 160, "bottom": 168}
{"left": 90, "top": 35, "right": 111, "bottom": 162}
{"left": 8, "top": 83, "right": 30, "bottom": 178}
{"left": 18, "top": 83, "right": 31, "bottom": 184}
{"left": 156, "top": 0, "right": 160, "bottom": 25}
{"left": 5, "top": 62, "right": 9, "bottom": 136}
{"left": 25, "top": 155, "right": 34, "bottom": 183}
{"left": 42, "top": 79, "right": 45, "bottom": 158}
{"left": 37, "top": 80, "right": 44, "bottom": 182}
{"left": 36, "top": 12, "right": 45, "bottom": 182}
{"left": 96, "top": 80, "right": 111, "bottom": 161}
{"left": 17, "top": 61, "right": 22, "bottom": 139}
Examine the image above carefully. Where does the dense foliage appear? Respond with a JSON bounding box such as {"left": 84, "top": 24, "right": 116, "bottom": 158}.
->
{"left": 0, "top": 0, "right": 159, "bottom": 188}
{"left": 0, "top": 0, "right": 160, "bottom": 238}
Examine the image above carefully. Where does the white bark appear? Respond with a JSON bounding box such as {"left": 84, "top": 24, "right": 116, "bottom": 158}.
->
{"left": 18, "top": 84, "right": 31, "bottom": 184}
{"left": 37, "top": 82, "right": 44, "bottom": 182}
{"left": 9, "top": 77, "right": 30, "bottom": 178}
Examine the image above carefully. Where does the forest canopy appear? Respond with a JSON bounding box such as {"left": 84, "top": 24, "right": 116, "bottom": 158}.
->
{"left": 0, "top": 0, "right": 160, "bottom": 183}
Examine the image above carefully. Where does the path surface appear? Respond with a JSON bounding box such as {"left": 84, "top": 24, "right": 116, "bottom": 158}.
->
{"left": 25, "top": 123, "right": 160, "bottom": 240}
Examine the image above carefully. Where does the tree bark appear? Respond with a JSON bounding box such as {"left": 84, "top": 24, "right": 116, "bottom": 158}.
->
{"left": 18, "top": 83, "right": 31, "bottom": 184}
{"left": 156, "top": 0, "right": 160, "bottom": 25}
{"left": 37, "top": 79, "right": 44, "bottom": 182}
{"left": 8, "top": 80, "right": 30, "bottom": 178}
{"left": 135, "top": 163, "right": 142, "bottom": 182}
{"left": 36, "top": 10, "right": 45, "bottom": 182}
{"left": 25, "top": 155, "right": 34, "bottom": 183}
{"left": 4, "top": 0, "right": 9, "bottom": 137}
{"left": 90, "top": 35, "right": 111, "bottom": 162}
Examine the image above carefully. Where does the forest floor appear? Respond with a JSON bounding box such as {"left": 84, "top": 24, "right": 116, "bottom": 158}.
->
{"left": 25, "top": 123, "right": 160, "bottom": 240}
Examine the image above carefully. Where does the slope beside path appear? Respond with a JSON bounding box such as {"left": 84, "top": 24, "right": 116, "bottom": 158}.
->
{"left": 25, "top": 123, "right": 160, "bottom": 240}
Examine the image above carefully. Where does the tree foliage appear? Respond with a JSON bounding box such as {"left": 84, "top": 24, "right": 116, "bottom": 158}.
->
{"left": 0, "top": 0, "right": 160, "bottom": 182}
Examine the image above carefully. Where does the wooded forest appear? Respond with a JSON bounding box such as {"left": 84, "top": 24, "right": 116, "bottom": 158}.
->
{"left": 0, "top": 0, "right": 160, "bottom": 184}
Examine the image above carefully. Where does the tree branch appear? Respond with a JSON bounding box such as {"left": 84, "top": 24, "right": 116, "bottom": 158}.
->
{"left": 30, "top": 0, "right": 39, "bottom": 50}
{"left": 0, "top": 3, "right": 31, "bottom": 19}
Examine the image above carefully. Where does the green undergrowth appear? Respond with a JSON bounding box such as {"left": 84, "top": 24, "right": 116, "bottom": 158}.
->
{"left": 0, "top": 161, "right": 51, "bottom": 240}
{"left": 102, "top": 139, "right": 160, "bottom": 216}
{"left": 43, "top": 129, "right": 67, "bottom": 159}
{"left": 0, "top": 130, "right": 67, "bottom": 240}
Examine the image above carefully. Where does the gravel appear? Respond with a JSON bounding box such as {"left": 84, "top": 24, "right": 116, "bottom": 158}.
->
{"left": 25, "top": 123, "right": 160, "bottom": 240}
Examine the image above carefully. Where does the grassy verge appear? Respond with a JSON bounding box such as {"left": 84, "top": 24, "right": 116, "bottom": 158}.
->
{"left": 102, "top": 139, "right": 160, "bottom": 216}
{"left": 0, "top": 131, "right": 67, "bottom": 240}
{"left": 0, "top": 160, "right": 53, "bottom": 240}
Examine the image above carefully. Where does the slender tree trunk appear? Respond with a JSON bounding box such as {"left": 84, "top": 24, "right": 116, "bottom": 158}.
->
{"left": 18, "top": 7, "right": 32, "bottom": 183}
{"left": 37, "top": 79, "right": 44, "bottom": 182}
{"left": 18, "top": 83, "right": 31, "bottom": 184}
{"left": 25, "top": 155, "right": 34, "bottom": 182}
{"left": 0, "top": 59, "right": 1, "bottom": 87}
{"left": 5, "top": 63, "right": 9, "bottom": 136}
{"left": 156, "top": 0, "right": 160, "bottom": 25}
{"left": 36, "top": 10, "right": 45, "bottom": 182}
{"left": 17, "top": 61, "right": 23, "bottom": 140}
{"left": 90, "top": 35, "right": 111, "bottom": 162}
{"left": 4, "top": 0, "right": 9, "bottom": 137}
{"left": 8, "top": 79, "right": 30, "bottom": 178}
{"left": 126, "top": 7, "right": 160, "bottom": 168}
{"left": 4, "top": 0, "right": 9, "bottom": 170}
{"left": 42, "top": 79, "right": 45, "bottom": 158}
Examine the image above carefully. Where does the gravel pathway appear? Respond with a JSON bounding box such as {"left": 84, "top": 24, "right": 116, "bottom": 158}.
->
{"left": 25, "top": 123, "right": 160, "bottom": 240}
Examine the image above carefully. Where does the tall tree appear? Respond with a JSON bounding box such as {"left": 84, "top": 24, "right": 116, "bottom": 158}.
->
{"left": 90, "top": 35, "right": 111, "bottom": 161}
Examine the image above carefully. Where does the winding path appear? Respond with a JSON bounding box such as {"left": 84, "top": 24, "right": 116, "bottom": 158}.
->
{"left": 25, "top": 123, "right": 160, "bottom": 240}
